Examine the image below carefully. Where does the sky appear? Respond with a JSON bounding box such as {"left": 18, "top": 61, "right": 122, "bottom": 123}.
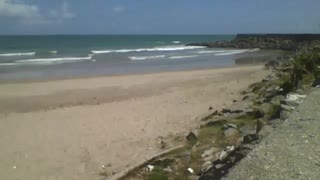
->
{"left": 0, "top": 0, "right": 320, "bottom": 35}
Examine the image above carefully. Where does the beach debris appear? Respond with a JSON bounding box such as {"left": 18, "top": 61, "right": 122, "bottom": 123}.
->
{"left": 187, "top": 168, "right": 194, "bottom": 174}
{"left": 146, "top": 165, "right": 154, "bottom": 172}
{"left": 13, "top": 166, "right": 16, "bottom": 169}
{"left": 208, "top": 106, "right": 213, "bottom": 110}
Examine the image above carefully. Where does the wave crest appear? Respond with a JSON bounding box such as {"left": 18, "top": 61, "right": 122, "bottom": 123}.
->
{"left": 129, "top": 55, "right": 165, "bottom": 61}
{"left": 0, "top": 52, "right": 35, "bottom": 57}
{"left": 92, "top": 46, "right": 205, "bottom": 54}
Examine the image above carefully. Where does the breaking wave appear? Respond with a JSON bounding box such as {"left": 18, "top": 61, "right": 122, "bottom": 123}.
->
{"left": 91, "top": 46, "right": 205, "bottom": 54}
{"left": 169, "top": 55, "right": 199, "bottom": 59}
{"left": 129, "top": 55, "right": 165, "bottom": 61}
{"left": 0, "top": 56, "right": 92, "bottom": 66}
{"left": 0, "top": 52, "right": 36, "bottom": 57}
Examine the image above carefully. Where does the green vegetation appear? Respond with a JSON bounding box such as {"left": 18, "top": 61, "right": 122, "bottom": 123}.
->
{"left": 289, "top": 47, "right": 320, "bottom": 89}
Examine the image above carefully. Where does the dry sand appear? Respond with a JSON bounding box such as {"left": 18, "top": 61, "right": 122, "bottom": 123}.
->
{"left": 0, "top": 66, "right": 269, "bottom": 180}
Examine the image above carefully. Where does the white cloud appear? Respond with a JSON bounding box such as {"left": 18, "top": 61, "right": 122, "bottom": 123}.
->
{"left": 0, "top": 0, "right": 75, "bottom": 25}
{"left": 113, "top": 6, "right": 125, "bottom": 13}
{"left": 61, "top": 2, "right": 75, "bottom": 19}
{"left": 0, "top": 0, "right": 45, "bottom": 24}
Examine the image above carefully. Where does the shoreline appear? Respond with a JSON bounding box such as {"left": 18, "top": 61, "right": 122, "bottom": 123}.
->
{"left": 0, "top": 63, "right": 266, "bottom": 84}
{"left": 0, "top": 65, "right": 269, "bottom": 180}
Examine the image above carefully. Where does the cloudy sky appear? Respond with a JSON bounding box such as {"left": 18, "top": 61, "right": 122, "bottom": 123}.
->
{"left": 0, "top": 0, "right": 319, "bottom": 35}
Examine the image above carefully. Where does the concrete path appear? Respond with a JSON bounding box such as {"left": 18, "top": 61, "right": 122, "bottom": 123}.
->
{"left": 224, "top": 88, "right": 320, "bottom": 180}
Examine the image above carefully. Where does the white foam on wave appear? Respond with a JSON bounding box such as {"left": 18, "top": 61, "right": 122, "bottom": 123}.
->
{"left": 169, "top": 55, "right": 199, "bottom": 59}
{"left": 91, "top": 46, "right": 205, "bottom": 54}
{"left": 50, "top": 51, "right": 58, "bottom": 54}
{"left": 0, "top": 52, "right": 36, "bottom": 57}
{"left": 17, "top": 56, "right": 92, "bottom": 63}
{"left": 172, "top": 41, "right": 181, "bottom": 44}
{"left": 197, "top": 50, "right": 228, "bottom": 54}
{"left": 129, "top": 55, "right": 165, "bottom": 61}
{"left": 0, "top": 63, "right": 19, "bottom": 66}
{"left": 0, "top": 56, "right": 92, "bottom": 66}
{"left": 215, "top": 49, "right": 260, "bottom": 56}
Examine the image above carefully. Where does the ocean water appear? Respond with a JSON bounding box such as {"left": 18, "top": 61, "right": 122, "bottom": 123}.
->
{"left": 0, "top": 35, "right": 272, "bottom": 81}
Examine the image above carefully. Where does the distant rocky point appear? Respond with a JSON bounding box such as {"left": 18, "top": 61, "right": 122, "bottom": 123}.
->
{"left": 187, "top": 34, "right": 320, "bottom": 51}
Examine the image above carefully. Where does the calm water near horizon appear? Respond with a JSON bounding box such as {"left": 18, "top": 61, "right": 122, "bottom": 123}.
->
{"left": 0, "top": 35, "right": 280, "bottom": 81}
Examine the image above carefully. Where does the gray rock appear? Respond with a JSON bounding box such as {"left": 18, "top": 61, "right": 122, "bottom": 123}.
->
{"left": 163, "top": 166, "right": 173, "bottom": 173}
{"left": 312, "top": 77, "right": 320, "bottom": 87}
{"left": 280, "top": 110, "right": 291, "bottom": 120}
{"left": 224, "top": 128, "right": 239, "bottom": 137}
{"left": 281, "top": 104, "right": 295, "bottom": 111}
{"left": 203, "top": 154, "right": 216, "bottom": 162}
{"left": 259, "top": 103, "right": 274, "bottom": 116}
{"left": 256, "top": 119, "right": 265, "bottom": 134}
{"left": 242, "top": 144, "right": 255, "bottom": 150}
{"left": 258, "top": 125, "right": 273, "bottom": 138}
{"left": 201, "top": 161, "right": 213, "bottom": 172}
{"left": 215, "top": 164, "right": 226, "bottom": 169}
{"left": 224, "top": 123, "right": 238, "bottom": 129}
{"left": 240, "top": 125, "right": 256, "bottom": 135}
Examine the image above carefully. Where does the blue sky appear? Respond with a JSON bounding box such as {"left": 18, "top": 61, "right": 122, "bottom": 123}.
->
{"left": 0, "top": 0, "right": 319, "bottom": 34}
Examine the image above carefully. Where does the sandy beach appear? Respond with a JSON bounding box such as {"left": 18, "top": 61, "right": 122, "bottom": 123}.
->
{"left": 0, "top": 65, "right": 269, "bottom": 180}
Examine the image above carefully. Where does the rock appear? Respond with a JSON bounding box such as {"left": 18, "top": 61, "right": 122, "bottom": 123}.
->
{"left": 215, "top": 164, "right": 226, "bottom": 169}
{"left": 163, "top": 166, "right": 173, "bottom": 173}
{"left": 280, "top": 110, "right": 291, "bottom": 120}
{"left": 258, "top": 125, "right": 273, "bottom": 138}
{"left": 259, "top": 103, "right": 274, "bottom": 117}
{"left": 224, "top": 128, "right": 239, "bottom": 138}
{"left": 203, "top": 154, "right": 216, "bottom": 162}
{"left": 256, "top": 119, "right": 265, "bottom": 134}
{"left": 217, "top": 146, "right": 235, "bottom": 161}
{"left": 186, "top": 132, "right": 198, "bottom": 142}
{"left": 222, "top": 108, "right": 231, "bottom": 113}
{"left": 294, "top": 89, "right": 305, "bottom": 95}
{"left": 284, "top": 93, "right": 306, "bottom": 106}
{"left": 224, "top": 123, "right": 238, "bottom": 129}
{"left": 242, "top": 144, "right": 255, "bottom": 150}
{"left": 201, "top": 161, "right": 213, "bottom": 172}
{"left": 236, "top": 149, "right": 251, "bottom": 157}
{"left": 229, "top": 156, "right": 237, "bottom": 163}
{"left": 243, "top": 134, "right": 260, "bottom": 144}
{"left": 201, "top": 147, "right": 219, "bottom": 158}
{"left": 208, "top": 106, "right": 213, "bottom": 110}
{"left": 312, "top": 77, "right": 320, "bottom": 87}
{"left": 205, "top": 119, "right": 228, "bottom": 127}
{"left": 281, "top": 104, "right": 295, "bottom": 111}
{"left": 218, "top": 150, "right": 228, "bottom": 161}
{"left": 240, "top": 125, "right": 256, "bottom": 135}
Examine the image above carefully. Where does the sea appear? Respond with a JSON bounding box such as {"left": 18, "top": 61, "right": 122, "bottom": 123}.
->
{"left": 0, "top": 35, "right": 276, "bottom": 81}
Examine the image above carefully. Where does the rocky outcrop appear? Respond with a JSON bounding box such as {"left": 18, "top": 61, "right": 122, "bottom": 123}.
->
{"left": 187, "top": 34, "right": 320, "bottom": 51}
